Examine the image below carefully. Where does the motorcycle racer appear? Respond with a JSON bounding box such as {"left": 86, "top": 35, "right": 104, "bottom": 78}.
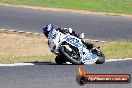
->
{"left": 43, "top": 24, "right": 105, "bottom": 64}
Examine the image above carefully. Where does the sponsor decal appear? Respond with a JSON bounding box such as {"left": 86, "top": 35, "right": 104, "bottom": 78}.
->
{"left": 65, "top": 36, "right": 82, "bottom": 48}
{"left": 81, "top": 53, "right": 97, "bottom": 62}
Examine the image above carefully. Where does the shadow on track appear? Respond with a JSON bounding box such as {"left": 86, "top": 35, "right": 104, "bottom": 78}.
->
{"left": 24, "top": 61, "right": 77, "bottom": 65}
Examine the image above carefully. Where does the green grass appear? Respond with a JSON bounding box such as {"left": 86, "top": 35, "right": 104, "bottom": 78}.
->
{"left": 0, "top": 54, "right": 55, "bottom": 64}
{"left": 93, "top": 42, "right": 132, "bottom": 59}
{"left": 0, "top": 30, "right": 132, "bottom": 64}
{"left": 0, "top": 0, "right": 132, "bottom": 14}
{"left": 0, "top": 41, "right": 131, "bottom": 64}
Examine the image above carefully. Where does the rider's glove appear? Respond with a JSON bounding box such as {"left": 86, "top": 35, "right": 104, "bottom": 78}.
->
{"left": 79, "top": 33, "right": 84, "bottom": 39}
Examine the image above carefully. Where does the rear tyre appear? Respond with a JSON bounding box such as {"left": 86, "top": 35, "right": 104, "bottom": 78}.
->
{"left": 59, "top": 46, "right": 82, "bottom": 65}
{"left": 55, "top": 56, "right": 63, "bottom": 65}
{"left": 95, "top": 52, "right": 105, "bottom": 64}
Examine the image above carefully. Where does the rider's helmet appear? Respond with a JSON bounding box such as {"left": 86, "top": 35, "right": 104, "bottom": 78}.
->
{"left": 43, "top": 24, "right": 54, "bottom": 37}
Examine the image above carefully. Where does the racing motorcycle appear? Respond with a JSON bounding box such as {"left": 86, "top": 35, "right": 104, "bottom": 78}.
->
{"left": 43, "top": 24, "right": 105, "bottom": 65}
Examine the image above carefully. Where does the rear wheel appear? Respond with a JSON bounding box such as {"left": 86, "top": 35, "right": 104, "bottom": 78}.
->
{"left": 59, "top": 45, "right": 82, "bottom": 65}
{"left": 95, "top": 51, "right": 105, "bottom": 64}
{"left": 55, "top": 56, "right": 64, "bottom": 65}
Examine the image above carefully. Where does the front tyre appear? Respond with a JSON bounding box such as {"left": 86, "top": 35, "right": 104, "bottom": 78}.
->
{"left": 59, "top": 46, "right": 82, "bottom": 65}
{"left": 95, "top": 51, "right": 105, "bottom": 64}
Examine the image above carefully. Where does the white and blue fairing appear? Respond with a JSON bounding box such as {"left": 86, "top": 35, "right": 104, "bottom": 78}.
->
{"left": 63, "top": 35, "right": 98, "bottom": 64}
{"left": 47, "top": 24, "right": 98, "bottom": 64}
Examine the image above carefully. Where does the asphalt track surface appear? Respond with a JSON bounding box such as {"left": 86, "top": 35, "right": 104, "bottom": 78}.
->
{"left": 0, "top": 60, "right": 132, "bottom": 88}
{"left": 0, "top": 5, "right": 132, "bottom": 41}
{"left": 0, "top": 5, "right": 132, "bottom": 88}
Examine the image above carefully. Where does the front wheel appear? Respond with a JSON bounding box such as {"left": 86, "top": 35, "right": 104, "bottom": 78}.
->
{"left": 59, "top": 46, "right": 82, "bottom": 65}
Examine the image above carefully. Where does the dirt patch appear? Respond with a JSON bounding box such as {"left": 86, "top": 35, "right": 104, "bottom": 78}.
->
{"left": 0, "top": 30, "right": 51, "bottom": 57}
